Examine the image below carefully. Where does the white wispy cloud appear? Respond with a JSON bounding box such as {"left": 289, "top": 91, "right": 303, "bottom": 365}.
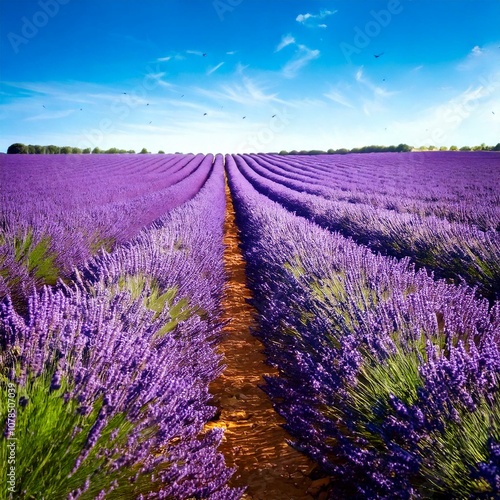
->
{"left": 457, "top": 44, "right": 498, "bottom": 71}
{"left": 186, "top": 50, "right": 204, "bottom": 56}
{"left": 324, "top": 89, "right": 354, "bottom": 108}
{"left": 276, "top": 34, "right": 296, "bottom": 52}
{"left": 157, "top": 56, "right": 172, "bottom": 62}
{"left": 207, "top": 62, "right": 225, "bottom": 76}
{"left": 195, "top": 74, "right": 287, "bottom": 107}
{"left": 282, "top": 45, "right": 320, "bottom": 78}
{"left": 296, "top": 9, "right": 337, "bottom": 27}
{"left": 226, "top": 51, "right": 237, "bottom": 55}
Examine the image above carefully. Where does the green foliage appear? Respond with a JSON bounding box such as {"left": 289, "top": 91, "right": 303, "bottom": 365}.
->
{"left": 1, "top": 229, "right": 60, "bottom": 286}
{"left": 91, "top": 147, "right": 101, "bottom": 154}
{"left": 110, "top": 274, "right": 203, "bottom": 339}
{"left": 6, "top": 143, "right": 27, "bottom": 154}
{"left": 418, "top": 395, "right": 500, "bottom": 497}
{"left": 337, "top": 331, "right": 499, "bottom": 497}
{"left": 139, "top": 148, "right": 149, "bottom": 154}
{"left": 158, "top": 150, "right": 165, "bottom": 154}
{"left": 449, "top": 145, "right": 458, "bottom": 151}
{"left": 0, "top": 369, "right": 161, "bottom": 499}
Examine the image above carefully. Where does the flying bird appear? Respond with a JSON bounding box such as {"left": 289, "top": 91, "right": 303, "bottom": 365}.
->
{"left": 181, "top": 94, "right": 184, "bottom": 97}
{"left": 123, "top": 92, "right": 127, "bottom": 95}
{"left": 203, "top": 113, "right": 207, "bottom": 116}
{"left": 242, "top": 116, "right": 246, "bottom": 119}
{"left": 42, "top": 105, "right": 45, "bottom": 108}
{"left": 149, "top": 121, "right": 152, "bottom": 124}
{"left": 272, "top": 114, "right": 276, "bottom": 118}
{"left": 374, "top": 52, "right": 384, "bottom": 58}
{"left": 203, "top": 53, "right": 207, "bottom": 57}
{"left": 493, "top": 111, "right": 496, "bottom": 115}
{"left": 146, "top": 103, "right": 149, "bottom": 106}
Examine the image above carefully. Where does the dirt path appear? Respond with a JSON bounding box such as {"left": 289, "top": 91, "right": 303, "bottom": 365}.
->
{"left": 206, "top": 182, "right": 329, "bottom": 499}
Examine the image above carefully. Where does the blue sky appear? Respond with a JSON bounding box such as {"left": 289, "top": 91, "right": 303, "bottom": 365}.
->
{"left": 0, "top": 0, "right": 499, "bottom": 153}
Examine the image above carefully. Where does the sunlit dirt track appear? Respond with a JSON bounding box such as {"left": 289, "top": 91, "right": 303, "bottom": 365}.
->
{"left": 206, "top": 182, "right": 331, "bottom": 500}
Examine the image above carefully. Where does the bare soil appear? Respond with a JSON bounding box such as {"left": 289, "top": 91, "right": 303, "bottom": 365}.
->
{"left": 206, "top": 183, "right": 330, "bottom": 499}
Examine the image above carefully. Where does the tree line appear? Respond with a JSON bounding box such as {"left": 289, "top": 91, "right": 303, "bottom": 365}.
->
{"left": 5, "top": 143, "right": 161, "bottom": 154}
{"left": 278, "top": 143, "right": 500, "bottom": 155}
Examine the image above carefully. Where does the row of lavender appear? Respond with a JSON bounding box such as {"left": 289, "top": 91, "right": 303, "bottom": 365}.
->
{"left": 234, "top": 153, "right": 500, "bottom": 302}
{"left": 227, "top": 153, "right": 500, "bottom": 498}
{"left": 259, "top": 152, "right": 500, "bottom": 231}
{"left": 0, "top": 155, "right": 242, "bottom": 498}
{"left": 0, "top": 153, "right": 211, "bottom": 310}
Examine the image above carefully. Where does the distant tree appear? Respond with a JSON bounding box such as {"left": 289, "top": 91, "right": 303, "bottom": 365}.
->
{"left": 427, "top": 145, "right": 437, "bottom": 151}
{"left": 139, "top": 148, "right": 149, "bottom": 154}
{"left": 459, "top": 146, "right": 471, "bottom": 151}
{"left": 158, "top": 150, "right": 165, "bottom": 154}
{"left": 82, "top": 148, "right": 91, "bottom": 154}
{"left": 279, "top": 150, "right": 289, "bottom": 155}
{"left": 127, "top": 150, "right": 136, "bottom": 154}
{"left": 34, "top": 145, "right": 46, "bottom": 154}
{"left": 395, "top": 144, "right": 412, "bottom": 152}
{"left": 439, "top": 146, "right": 448, "bottom": 151}
{"left": 26, "top": 144, "right": 37, "bottom": 154}
{"left": 493, "top": 143, "right": 500, "bottom": 151}
{"left": 92, "top": 147, "right": 101, "bottom": 154}
{"left": 104, "top": 147, "right": 119, "bottom": 154}
{"left": 46, "top": 145, "right": 60, "bottom": 154}
{"left": 7, "top": 143, "right": 27, "bottom": 154}
{"left": 449, "top": 145, "right": 458, "bottom": 151}
{"left": 72, "top": 147, "right": 82, "bottom": 154}
{"left": 60, "top": 146, "right": 72, "bottom": 154}
{"left": 335, "top": 148, "right": 350, "bottom": 154}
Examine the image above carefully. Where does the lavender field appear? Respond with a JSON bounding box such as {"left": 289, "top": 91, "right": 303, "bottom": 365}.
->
{"left": 1, "top": 151, "right": 499, "bottom": 498}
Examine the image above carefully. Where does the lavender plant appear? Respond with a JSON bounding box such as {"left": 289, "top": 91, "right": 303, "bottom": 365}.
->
{"left": 226, "top": 153, "right": 500, "bottom": 498}
{"left": 0, "top": 154, "right": 242, "bottom": 498}
{"left": 0, "top": 154, "right": 212, "bottom": 311}
{"left": 234, "top": 153, "right": 500, "bottom": 302}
